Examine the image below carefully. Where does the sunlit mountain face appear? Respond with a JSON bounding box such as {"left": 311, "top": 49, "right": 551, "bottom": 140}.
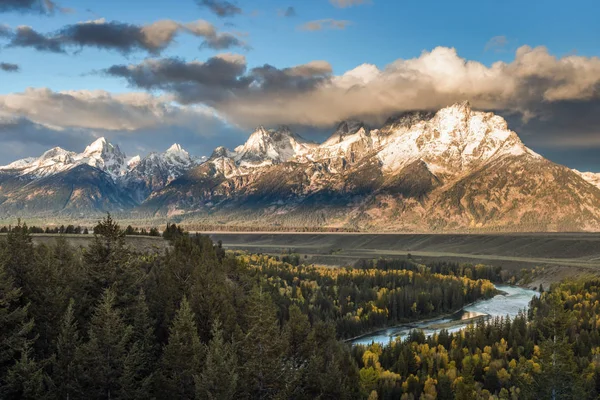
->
{"left": 1, "top": 103, "right": 599, "bottom": 232}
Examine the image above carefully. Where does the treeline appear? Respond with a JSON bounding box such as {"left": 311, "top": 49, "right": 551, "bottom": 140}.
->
{"left": 123, "top": 225, "right": 160, "bottom": 237}
{"left": 183, "top": 224, "right": 360, "bottom": 233}
{"left": 241, "top": 254, "right": 498, "bottom": 339}
{"left": 7, "top": 216, "right": 589, "bottom": 399}
{"left": 0, "top": 217, "right": 363, "bottom": 399}
{"left": 0, "top": 224, "right": 89, "bottom": 234}
{"left": 351, "top": 280, "right": 600, "bottom": 399}
{"left": 356, "top": 259, "right": 506, "bottom": 283}
{"left": 0, "top": 219, "right": 185, "bottom": 239}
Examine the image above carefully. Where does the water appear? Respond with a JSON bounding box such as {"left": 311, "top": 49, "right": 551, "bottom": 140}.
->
{"left": 351, "top": 285, "right": 538, "bottom": 346}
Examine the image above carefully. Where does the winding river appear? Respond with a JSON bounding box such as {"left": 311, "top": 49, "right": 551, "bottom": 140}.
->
{"left": 351, "top": 285, "right": 539, "bottom": 346}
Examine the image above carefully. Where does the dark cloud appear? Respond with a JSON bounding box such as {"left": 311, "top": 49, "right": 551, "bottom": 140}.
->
{"left": 6, "top": 19, "right": 246, "bottom": 55}
{"left": 300, "top": 19, "right": 351, "bottom": 31}
{"left": 0, "top": 62, "right": 19, "bottom": 72}
{"left": 105, "top": 55, "right": 251, "bottom": 103}
{"left": 195, "top": 0, "right": 242, "bottom": 17}
{"left": 0, "top": 117, "right": 94, "bottom": 153}
{"left": 59, "top": 20, "right": 169, "bottom": 54}
{"left": 0, "top": 24, "right": 12, "bottom": 37}
{"left": 105, "top": 56, "right": 332, "bottom": 105}
{"left": 250, "top": 62, "right": 332, "bottom": 92}
{"left": 9, "top": 26, "right": 65, "bottom": 52}
{"left": 0, "top": 0, "right": 57, "bottom": 14}
{"left": 202, "top": 32, "right": 246, "bottom": 50}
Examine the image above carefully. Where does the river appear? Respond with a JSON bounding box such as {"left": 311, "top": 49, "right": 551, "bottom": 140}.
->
{"left": 351, "top": 285, "right": 539, "bottom": 346}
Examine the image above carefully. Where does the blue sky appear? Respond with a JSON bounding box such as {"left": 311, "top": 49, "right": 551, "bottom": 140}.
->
{"left": 1, "top": 0, "right": 599, "bottom": 170}
{"left": 3, "top": 0, "right": 598, "bottom": 93}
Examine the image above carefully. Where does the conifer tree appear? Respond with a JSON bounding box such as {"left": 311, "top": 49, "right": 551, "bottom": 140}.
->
{"left": 536, "top": 292, "right": 583, "bottom": 400}
{"left": 0, "top": 262, "right": 35, "bottom": 382}
{"left": 158, "top": 296, "right": 203, "bottom": 400}
{"left": 51, "top": 299, "right": 81, "bottom": 400}
{"left": 241, "top": 286, "right": 286, "bottom": 399}
{"left": 77, "top": 288, "right": 132, "bottom": 400}
{"left": 84, "top": 214, "right": 138, "bottom": 315}
{"left": 119, "top": 290, "right": 157, "bottom": 400}
{"left": 4, "top": 344, "right": 47, "bottom": 400}
{"left": 195, "top": 319, "right": 238, "bottom": 400}
{"left": 1, "top": 220, "right": 34, "bottom": 290}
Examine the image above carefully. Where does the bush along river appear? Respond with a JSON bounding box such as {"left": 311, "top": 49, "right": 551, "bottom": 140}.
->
{"left": 351, "top": 285, "right": 539, "bottom": 346}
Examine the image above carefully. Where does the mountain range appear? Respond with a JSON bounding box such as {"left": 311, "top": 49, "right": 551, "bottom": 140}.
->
{"left": 2, "top": 101, "right": 600, "bottom": 232}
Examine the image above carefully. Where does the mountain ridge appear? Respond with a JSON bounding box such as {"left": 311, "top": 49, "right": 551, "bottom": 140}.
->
{"left": 1, "top": 102, "right": 600, "bottom": 232}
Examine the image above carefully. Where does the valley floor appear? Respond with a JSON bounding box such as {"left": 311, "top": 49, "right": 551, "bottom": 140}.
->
{"left": 18, "top": 231, "right": 600, "bottom": 289}
{"left": 206, "top": 232, "right": 600, "bottom": 288}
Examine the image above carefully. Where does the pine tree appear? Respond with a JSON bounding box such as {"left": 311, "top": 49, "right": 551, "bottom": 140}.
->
{"left": 283, "top": 304, "right": 313, "bottom": 365}
{"left": 51, "top": 299, "right": 81, "bottom": 400}
{"left": 1, "top": 220, "right": 34, "bottom": 290}
{"left": 536, "top": 292, "right": 583, "bottom": 400}
{"left": 4, "top": 344, "right": 47, "bottom": 400}
{"left": 195, "top": 320, "right": 238, "bottom": 400}
{"left": 279, "top": 304, "right": 314, "bottom": 398}
{"left": 0, "top": 262, "right": 35, "bottom": 383}
{"left": 83, "top": 214, "right": 139, "bottom": 316}
{"left": 240, "top": 286, "right": 285, "bottom": 399}
{"left": 119, "top": 290, "right": 157, "bottom": 400}
{"left": 77, "top": 288, "right": 132, "bottom": 400}
{"left": 158, "top": 296, "right": 203, "bottom": 400}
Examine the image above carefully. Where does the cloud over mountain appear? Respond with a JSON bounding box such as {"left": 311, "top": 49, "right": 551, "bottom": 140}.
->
{"left": 103, "top": 46, "right": 600, "bottom": 138}
{"left": 0, "top": 88, "right": 244, "bottom": 161}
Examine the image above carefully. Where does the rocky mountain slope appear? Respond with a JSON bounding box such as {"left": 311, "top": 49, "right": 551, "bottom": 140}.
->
{"left": 138, "top": 102, "right": 600, "bottom": 231}
{"left": 119, "top": 143, "right": 202, "bottom": 204}
{"left": 0, "top": 139, "right": 199, "bottom": 217}
{"left": 2, "top": 102, "right": 600, "bottom": 231}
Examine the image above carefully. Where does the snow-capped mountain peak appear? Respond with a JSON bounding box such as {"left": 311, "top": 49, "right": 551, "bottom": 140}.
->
{"left": 375, "top": 102, "right": 537, "bottom": 175}
{"left": 0, "top": 137, "right": 127, "bottom": 179}
{"left": 79, "top": 137, "right": 127, "bottom": 178}
{"left": 233, "top": 126, "right": 314, "bottom": 166}
{"left": 166, "top": 143, "right": 186, "bottom": 156}
{"left": 120, "top": 143, "right": 200, "bottom": 203}
{"left": 127, "top": 155, "right": 141, "bottom": 169}
{"left": 322, "top": 120, "right": 367, "bottom": 146}
{"left": 83, "top": 137, "right": 110, "bottom": 155}
{"left": 575, "top": 170, "right": 600, "bottom": 189}
{"left": 40, "top": 147, "right": 73, "bottom": 161}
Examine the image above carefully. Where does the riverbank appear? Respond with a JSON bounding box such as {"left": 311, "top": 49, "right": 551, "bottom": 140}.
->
{"left": 350, "top": 285, "right": 538, "bottom": 346}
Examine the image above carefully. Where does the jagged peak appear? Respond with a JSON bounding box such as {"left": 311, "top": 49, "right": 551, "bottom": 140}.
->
{"left": 210, "top": 146, "right": 230, "bottom": 159}
{"left": 167, "top": 143, "right": 183, "bottom": 153}
{"left": 83, "top": 137, "right": 124, "bottom": 158}
{"left": 40, "top": 147, "right": 73, "bottom": 160}
{"left": 323, "top": 120, "right": 368, "bottom": 146}
{"left": 127, "top": 155, "right": 141, "bottom": 168}
{"left": 382, "top": 111, "right": 435, "bottom": 131}
{"left": 84, "top": 137, "right": 108, "bottom": 153}
{"left": 165, "top": 143, "right": 190, "bottom": 159}
{"left": 336, "top": 119, "right": 365, "bottom": 133}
